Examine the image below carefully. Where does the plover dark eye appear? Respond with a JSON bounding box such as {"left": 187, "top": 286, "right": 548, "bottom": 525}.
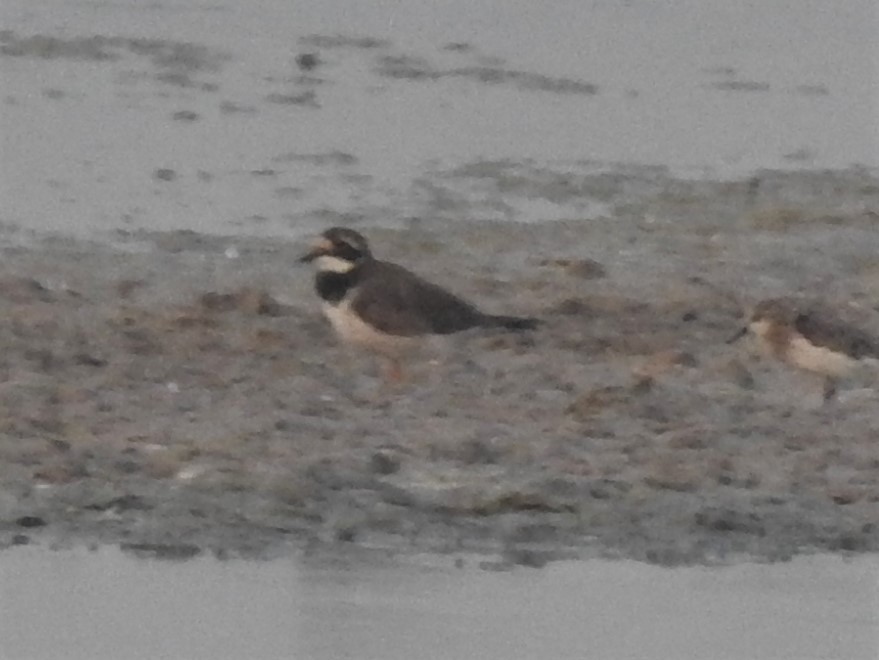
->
{"left": 332, "top": 237, "right": 365, "bottom": 262}
{"left": 323, "top": 227, "right": 370, "bottom": 260}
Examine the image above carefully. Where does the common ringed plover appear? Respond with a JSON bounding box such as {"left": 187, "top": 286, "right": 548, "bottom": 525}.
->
{"left": 301, "top": 227, "right": 539, "bottom": 382}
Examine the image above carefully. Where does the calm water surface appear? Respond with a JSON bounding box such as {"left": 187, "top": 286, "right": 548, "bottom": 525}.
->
{"left": 1, "top": 0, "right": 876, "bottom": 236}
{"left": 1, "top": 547, "right": 877, "bottom": 660}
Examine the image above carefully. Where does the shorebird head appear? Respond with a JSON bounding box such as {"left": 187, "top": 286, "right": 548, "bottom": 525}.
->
{"left": 727, "top": 298, "right": 795, "bottom": 344}
{"left": 748, "top": 298, "right": 801, "bottom": 340}
{"left": 300, "top": 227, "right": 372, "bottom": 273}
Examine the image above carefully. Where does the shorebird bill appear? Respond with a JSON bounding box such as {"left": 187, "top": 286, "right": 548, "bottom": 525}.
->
{"left": 726, "top": 325, "right": 748, "bottom": 344}
{"left": 299, "top": 237, "right": 333, "bottom": 263}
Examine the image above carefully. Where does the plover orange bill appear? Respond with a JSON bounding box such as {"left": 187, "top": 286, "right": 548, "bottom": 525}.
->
{"left": 728, "top": 297, "right": 879, "bottom": 402}
{"left": 300, "top": 227, "right": 539, "bottom": 383}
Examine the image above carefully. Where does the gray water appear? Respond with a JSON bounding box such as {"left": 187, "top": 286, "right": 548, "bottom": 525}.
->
{"left": 1, "top": 547, "right": 877, "bottom": 660}
{"left": 1, "top": 0, "right": 876, "bottom": 237}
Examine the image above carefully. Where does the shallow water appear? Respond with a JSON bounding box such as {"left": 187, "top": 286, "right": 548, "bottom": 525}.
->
{"left": 1, "top": 0, "right": 876, "bottom": 237}
{"left": 1, "top": 547, "right": 876, "bottom": 660}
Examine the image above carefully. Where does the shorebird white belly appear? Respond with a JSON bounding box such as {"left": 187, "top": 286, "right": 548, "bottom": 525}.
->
{"left": 322, "top": 299, "right": 414, "bottom": 357}
{"left": 786, "top": 335, "right": 861, "bottom": 377}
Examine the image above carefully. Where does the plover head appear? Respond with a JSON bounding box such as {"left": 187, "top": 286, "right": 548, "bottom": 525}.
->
{"left": 728, "top": 298, "right": 795, "bottom": 345}
{"left": 300, "top": 227, "right": 372, "bottom": 273}
{"left": 746, "top": 298, "right": 798, "bottom": 345}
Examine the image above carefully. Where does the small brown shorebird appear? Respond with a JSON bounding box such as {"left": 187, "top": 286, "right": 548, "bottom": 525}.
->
{"left": 300, "top": 227, "right": 539, "bottom": 383}
{"left": 728, "top": 297, "right": 879, "bottom": 401}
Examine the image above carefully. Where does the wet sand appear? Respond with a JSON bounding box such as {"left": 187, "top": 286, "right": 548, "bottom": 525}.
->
{"left": 1, "top": 167, "right": 878, "bottom": 565}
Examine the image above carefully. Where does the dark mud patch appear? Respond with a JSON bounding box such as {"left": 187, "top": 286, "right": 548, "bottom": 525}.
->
{"left": 705, "top": 80, "right": 771, "bottom": 93}
{"left": 290, "top": 34, "right": 597, "bottom": 96}
{"left": 0, "top": 31, "right": 228, "bottom": 88}
{"left": 299, "top": 34, "right": 392, "bottom": 51}
{"left": 374, "top": 53, "right": 598, "bottom": 95}
{"left": 265, "top": 91, "right": 319, "bottom": 108}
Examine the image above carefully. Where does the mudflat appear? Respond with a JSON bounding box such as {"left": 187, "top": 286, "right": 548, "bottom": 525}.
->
{"left": 2, "top": 166, "right": 877, "bottom": 566}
